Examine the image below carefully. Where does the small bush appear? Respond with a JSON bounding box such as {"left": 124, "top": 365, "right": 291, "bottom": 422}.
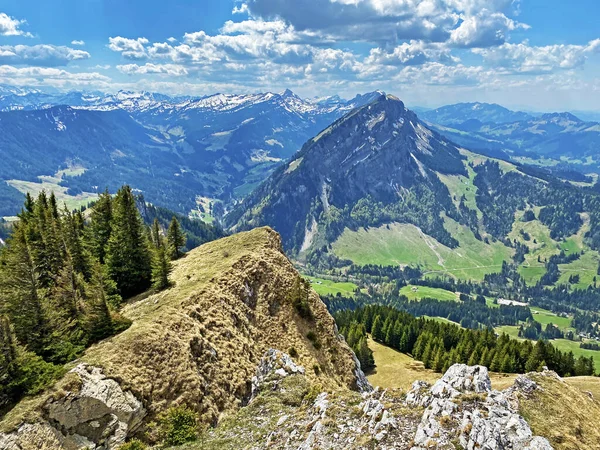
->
{"left": 303, "top": 384, "right": 322, "bottom": 405}
{"left": 306, "top": 331, "right": 322, "bottom": 350}
{"left": 158, "top": 405, "right": 198, "bottom": 447}
{"left": 288, "top": 347, "right": 298, "bottom": 358}
{"left": 313, "top": 364, "right": 321, "bottom": 375}
{"left": 118, "top": 439, "right": 147, "bottom": 450}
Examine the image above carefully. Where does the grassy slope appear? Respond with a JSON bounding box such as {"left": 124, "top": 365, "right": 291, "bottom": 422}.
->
{"left": 367, "top": 338, "right": 516, "bottom": 392}
{"left": 399, "top": 285, "right": 458, "bottom": 301}
{"left": 332, "top": 217, "right": 512, "bottom": 281}
{"left": 332, "top": 148, "right": 598, "bottom": 288}
{"left": 520, "top": 373, "right": 600, "bottom": 450}
{"left": 304, "top": 276, "right": 358, "bottom": 297}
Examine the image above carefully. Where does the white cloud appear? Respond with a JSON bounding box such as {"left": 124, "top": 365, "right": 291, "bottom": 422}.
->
{"left": 0, "top": 45, "right": 90, "bottom": 67}
{"left": 71, "top": 40, "right": 85, "bottom": 46}
{"left": 449, "top": 10, "right": 529, "bottom": 48}
{"left": 473, "top": 39, "right": 600, "bottom": 73}
{"left": 0, "top": 65, "right": 111, "bottom": 90}
{"left": 117, "top": 63, "right": 189, "bottom": 76}
{"left": 365, "top": 41, "right": 458, "bottom": 66}
{"left": 108, "top": 36, "right": 149, "bottom": 60}
{"left": 242, "top": 0, "right": 526, "bottom": 46}
{"left": 93, "top": 64, "right": 111, "bottom": 70}
{"left": 0, "top": 12, "right": 32, "bottom": 37}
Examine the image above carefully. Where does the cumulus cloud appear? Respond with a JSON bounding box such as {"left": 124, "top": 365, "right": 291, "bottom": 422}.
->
{"left": 71, "top": 40, "right": 85, "bottom": 46}
{"left": 117, "top": 63, "right": 189, "bottom": 76}
{"left": 449, "top": 10, "right": 528, "bottom": 48}
{"left": 365, "top": 41, "right": 459, "bottom": 66}
{"left": 473, "top": 39, "right": 600, "bottom": 73}
{"left": 108, "top": 36, "right": 149, "bottom": 60}
{"left": 0, "top": 12, "right": 32, "bottom": 37}
{"left": 0, "top": 65, "right": 111, "bottom": 90}
{"left": 0, "top": 45, "right": 90, "bottom": 67}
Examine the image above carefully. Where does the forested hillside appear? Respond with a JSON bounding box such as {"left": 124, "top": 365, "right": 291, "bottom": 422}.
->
{"left": 0, "top": 186, "right": 218, "bottom": 411}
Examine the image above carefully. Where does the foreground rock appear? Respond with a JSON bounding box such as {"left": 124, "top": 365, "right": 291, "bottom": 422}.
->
{"left": 406, "top": 364, "right": 553, "bottom": 450}
{"left": 0, "top": 364, "right": 145, "bottom": 449}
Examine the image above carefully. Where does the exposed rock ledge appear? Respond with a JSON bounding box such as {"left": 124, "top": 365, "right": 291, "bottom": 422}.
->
{"left": 407, "top": 364, "right": 554, "bottom": 450}
{"left": 0, "top": 364, "right": 145, "bottom": 450}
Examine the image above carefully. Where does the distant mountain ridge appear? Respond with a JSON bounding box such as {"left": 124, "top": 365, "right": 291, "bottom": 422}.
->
{"left": 420, "top": 102, "right": 534, "bottom": 126}
{"left": 0, "top": 88, "right": 383, "bottom": 216}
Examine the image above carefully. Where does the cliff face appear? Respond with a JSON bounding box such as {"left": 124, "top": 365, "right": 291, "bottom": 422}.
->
{"left": 0, "top": 227, "right": 366, "bottom": 449}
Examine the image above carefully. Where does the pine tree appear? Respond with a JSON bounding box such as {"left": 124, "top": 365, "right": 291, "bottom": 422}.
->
{"left": 152, "top": 241, "right": 172, "bottom": 291}
{"left": 371, "top": 316, "right": 383, "bottom": 342}
{"left": 62, "top": 207, "right": 89, "bottom": 278}
{"left": 167, "top": 216, "right": 186, "bottom": 260}
{"left": 0, "top": 226, "right": 45, "bottom": 353}
{"left": 0, "top": 315, "right": 18, "bottom": 408}
{"left": 151, "top": 218, "right": 162, "bottom": 249}
{"left": 86, "top": 190, "right": 113, "bottom": 264}
{"left": 105, "top": 186, "right": 152, "bottom": 298}
{"left": 85, "top": 263, "right": 115, "bottom": 342}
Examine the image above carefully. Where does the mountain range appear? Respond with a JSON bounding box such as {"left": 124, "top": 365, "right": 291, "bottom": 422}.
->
{"left": 1, "top": 85, "right": 600, "bottom": 220}
{"left": 0, "top": 88, "right": 383, "bottom": 216}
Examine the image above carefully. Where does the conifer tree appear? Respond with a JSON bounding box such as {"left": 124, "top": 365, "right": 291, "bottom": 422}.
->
{"left": 85, "top": 263, "right": 115, "bottom": 342}
{"left": 86, "top": 189, "right": 113, "bottom": 264}
{"left": 0, "top": 226, "right": 45, "bottom": 353}
{"left": 105, "top": 186, "right": 152, "bottom": 298}
{"left": 152, "top": 241, "right": 172, "bottom": 291}
{"left": 371, "top": 316, "right": 383, "bottom": 342}
{"left": 62, "top": 207, "right": 89, "bottom": 278}
{"left": 167, "top": 216, "right": 186, "bottom": 260}
{"left": 151, "top": 218, "right": 162, "bottom": 249}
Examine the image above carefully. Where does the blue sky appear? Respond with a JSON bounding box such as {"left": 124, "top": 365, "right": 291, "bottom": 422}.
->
{"left": 0, "top": 0, "right": 599, "bottom": 110}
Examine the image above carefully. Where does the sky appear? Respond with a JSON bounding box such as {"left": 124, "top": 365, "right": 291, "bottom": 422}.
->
{"left": 0, "top": 0, "right": 599, "bottom": 111}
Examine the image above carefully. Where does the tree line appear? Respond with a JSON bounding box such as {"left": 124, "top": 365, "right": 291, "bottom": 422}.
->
{"left": 336, "top": 305, "right": 595, "bottom": 377}
{"left": 0, "top": 186, "right": 188, "bottom": 411}
{"left": 323, "top": 290, "right": 531, "bottom": 330}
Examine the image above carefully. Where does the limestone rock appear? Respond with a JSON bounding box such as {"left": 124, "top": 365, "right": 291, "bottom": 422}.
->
{"left": 250, "top": 349, "right": 305, "bottom": 399}
{"left": 409, "top": 364, "right": 553, "bottom": 450}
{"left": 0, "top": 364, "right": 145, "bottom": 450}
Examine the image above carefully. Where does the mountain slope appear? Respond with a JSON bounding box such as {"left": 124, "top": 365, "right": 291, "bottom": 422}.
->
{"left": 0, "top": 227, "right": 365, "bottom": 448}
{"left": 227, "top": 94, "right": 469, "bottom": 254}
{"left": 0, "top": 90, "right": 382, "bottom": 216}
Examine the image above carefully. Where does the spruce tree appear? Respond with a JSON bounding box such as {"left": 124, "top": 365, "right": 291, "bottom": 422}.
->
{"left": 151, "top": 218, "right": 162, "bottom": 249}
{"left": 152, "top": 241, "right": 172, "bottom": 291}
{"left": 85, "top": 263, "right": 115, "bottom": 342}
{"left": 62, "top": 207, "right": 89, "bottom": 278}
{"left": 86, "top": 189, "right": 113, "bottom": 264}
{"left": 371, "top": 316, "right": 383, "bottom": 342}
{"left": 0, "top": 226, "right": 45, "bottom": 353}
{"left": 167, "top": 216, "right": 186, "bottom": 260}
{"left": 105, "top": 186, "right": 152, "bottom": 298}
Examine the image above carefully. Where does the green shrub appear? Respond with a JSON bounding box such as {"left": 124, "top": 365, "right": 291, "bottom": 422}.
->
{"left": 288, "top": 347, "right": 298, "bottom": 358}
{"left": 118, "top": 439, "right": 147, "bottom": 450}
{"left": 306, "top": 331, "right": 322, "bottom": 349}
{"left": 158, "top": 405, "right": 198, "bottom": 447}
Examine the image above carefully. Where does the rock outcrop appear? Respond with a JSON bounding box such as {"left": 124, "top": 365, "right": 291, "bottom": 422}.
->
{"left": 406, "top": 364, "right": 553, "bottom": 450}
{"left": 0, "top": 364, "right": 145, "bottom": 449}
